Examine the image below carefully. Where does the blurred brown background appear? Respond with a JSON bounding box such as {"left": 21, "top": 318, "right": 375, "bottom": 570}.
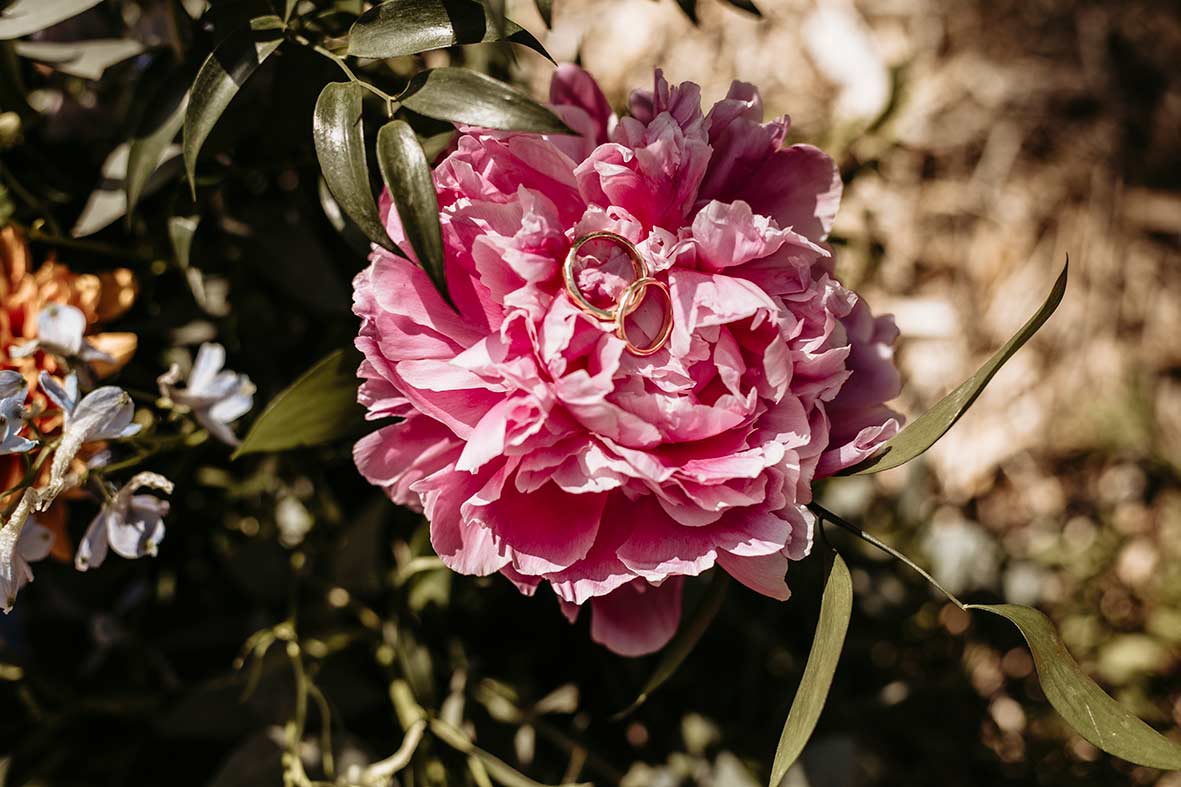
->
{"left": 507, "top": 0, "right": 1181, "bottom": 783}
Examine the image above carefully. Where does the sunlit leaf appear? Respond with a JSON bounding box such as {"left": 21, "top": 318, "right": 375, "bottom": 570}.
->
{"left": 234, "top": 348, "right": 365, "bottom": 458}
{"left": 182, "top": 15, "right": 284, "bottom": 195}
{"left": 14, "top": 39, "right": 144, "bottom": 80}
{"left": 970, "top": 604, "right": 1181, "bottom": 771}
{"left": 846, "top": 261, "right": 1068, "bottom": 475}
{"left": 0, "top": 0, "right": 103, "bottom": 40}
{"left": 398, "top": 68, "right": 569, "bottom": 134}
{"left": 127, "top": 68, "right": 191, "bottom": 216}
{"left": 312, "top": 81, "right": 397, "bottom": 253}
{"left": 376, "top": 120, "right": 450, "bottom": 305}
{"left": 72, "top": 143, "right": 181, "bottom": 237}
{"left": 614, "top": 570, "right": 729, "bottom": 719}
{"left": 346, "top": 0, "right": 551, "bottom": 61}
{"left": 168, "top": 215, "right": 199, "bottom": 269}
{"left": 768, "top": 552, "right": 852, "bottom": 785}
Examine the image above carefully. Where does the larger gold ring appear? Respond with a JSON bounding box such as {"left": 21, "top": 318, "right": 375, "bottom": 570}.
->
{"left": 562, "top": 231, "right": 648, "bottom": 321}
{"left": 615, "top": 276, "right": 673, "bottom": 357}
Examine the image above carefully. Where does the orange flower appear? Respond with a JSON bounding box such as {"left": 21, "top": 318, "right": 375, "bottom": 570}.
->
{"left": 0, "top": 227, "right": 139, "bottom": 560}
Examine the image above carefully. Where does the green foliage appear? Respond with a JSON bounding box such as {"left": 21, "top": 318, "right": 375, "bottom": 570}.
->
{"left": 398, "top": 67, "right": 571, "bottom": 133}
{"left": 847, "top": 261, "right": 1069, "bottom": 475}
{"left": 376, "top": 119, "right": 450, "bottom": 304}
{"left": 347, "top": 0, "right": 551, "bottom": 61}
{"left": 126, "top": 66, "right": 191, "bottom": 216}
{"left": 970, "top": 605, "right": 1181, "bottom": 770}
{"left": 235, "top": 349, "right": 365, "bottom": 458}
{"left": 182, "top": 16, "right": 285, "bottom": 195}
{"left": 769, "top": 551, "right": 853, "bottom": 785}
{"left": 312, "top": 81, "right": 397, "bottom": 254}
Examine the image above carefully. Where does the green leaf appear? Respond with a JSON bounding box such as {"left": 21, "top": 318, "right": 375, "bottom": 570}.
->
{"left": 768, "top": 552, "right": 853, "bottom": 785}
{"left": 182, "top": 15, "right": 284, "bottom": 195}
{"left": 14, "top": 39, "right": 144, "bottom": 80}
{"left": 234, "top": 348, "right": 365, "bottom": 458}
{"left": 399, "top": 68, "right": 570, "bottom": 134}
{"left": 312, "top": 81, "right": 397, "bottom": 253}
{"left": 724, "top": 0, "right": 761, "bottom": 15}
{"left": 614, "top": 570, "right": 729, "bottom": 719}
{"left": 168, "top": 214, "right": 200, "bottom": 269}
{"left": 127, "top": 68, "right": 192, "bottom": 216}
{"left": 0, "top": 0, "right": 103, "bottom": 40}
{"left": 376, "top": 120, "right": 450, "bottom": 305}
{"left": 534, "top": 0, "right": 553, "bottom": 28}
{"left": 72, "top": 142, "right": 182, "bottom": 237}
{"left": 847, "top": 261, "right": 1068, "bottom": 475}
{"left": 346, "top": 0, "right": 551, "bottom": 62}
{"left": 969, "top": 605, "right": 1181, "bottom": 770}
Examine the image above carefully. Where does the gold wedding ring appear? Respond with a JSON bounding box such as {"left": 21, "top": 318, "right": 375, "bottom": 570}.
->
{"left": 562, "top": 231, "right": 673, "bottom": 356}
{"left": 615, "top": 277, "right": 673, "bottom": 356}
{"left": 562, "top": 231, "right": 648, "bottom": 321}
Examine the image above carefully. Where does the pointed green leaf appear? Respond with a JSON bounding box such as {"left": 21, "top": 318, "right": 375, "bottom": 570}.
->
{"left": 0, "top": 0, "right": 104, "bottom": 40}
{"left": 183, "top": 15, "right": 284, "bottom": 195}
{"left": 376, "top": 120, "right": 450, "bottom": 305}
{"left": 398, "top": 68, "right": 570, "bottom": 134}
{"left": 234, "top": 348, "right": 365, "bottom": 458}
{"left": 614, "top": 570, "right": 729, "bottom": 719}
{"left": 769, "top": 552, "right": 852, "bottom": 785}
{"left": 346, "top": 0, "right": 551, "bottom": 62}
{"left": 313, "top": 81, "right": 397, "bottom": 253}
{"left": 534, "top": 0, "right": 553, "bottom": 28}
{"left": 847, "top": 261, "right": 1068, "bottom": 475}
{"left": 127, "top": 69, "right": 191, "bottom": 215}
{"left": 969, "top": 604, "right": 1181, "bottom": 770}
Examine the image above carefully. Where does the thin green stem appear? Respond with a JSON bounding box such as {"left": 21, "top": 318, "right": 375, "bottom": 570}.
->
{"left": 294, "top": 35, "right": 400, "bottom": 110}
{"left": 808, "top": 502, "right": 966, "bottom": 610}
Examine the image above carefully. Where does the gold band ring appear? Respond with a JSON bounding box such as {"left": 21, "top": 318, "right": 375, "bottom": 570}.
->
{"left": 562, "top": 231, "right": 648, "bottom": 321}
{"left": 615, "top": 276, "right": 673, "bottom": 357}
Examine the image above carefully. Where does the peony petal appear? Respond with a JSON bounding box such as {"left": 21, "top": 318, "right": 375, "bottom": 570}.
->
{"left": 716, "top": 550, "right": 790, "bottom": 600}
{"left": 467, "top": 480, "right": 605, "bottom": 575}
{"left": 589, "top": 576, "right": 684, "bottom": 657}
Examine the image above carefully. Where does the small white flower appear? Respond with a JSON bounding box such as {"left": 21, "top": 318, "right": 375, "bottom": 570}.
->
{"left": 40, "top": 372, "right": 141, "bottom": 503}
{"left": 76, "top": 472, "right": 173, "bottom": 572}
{"left": 10, "top": 304, "right": 114, "bottom": 364}
{"left": 158, "top": 343, "right": 255, "bottom": 446}
{"left": 0, "top": 370, "right": 35, "bottom": 456}
{"left": 0, "top": 489, "right": 54, "bottom": 612}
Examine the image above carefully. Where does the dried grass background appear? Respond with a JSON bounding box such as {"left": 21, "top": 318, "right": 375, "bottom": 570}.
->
{"left": 505, "top": 1, "right": 1181, "bottom": 783}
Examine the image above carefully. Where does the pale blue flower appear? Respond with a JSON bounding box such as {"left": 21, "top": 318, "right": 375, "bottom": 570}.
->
{"left": 158, "top": 343, "right": 255, "bottom": 446}
{"left": 0, "top": 370, "right": 34, "bottom": 456}
{"left": 76, "top": 472, "right": 173, "bottom": 571}
{"left": 40, "top": 372, "right": 141, "bottom": 501}
{"left": 10, "top": 303, "right": 113, "bottom": 364}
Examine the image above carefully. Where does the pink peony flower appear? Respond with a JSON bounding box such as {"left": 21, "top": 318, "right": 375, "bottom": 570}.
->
{"left": 353, "top": 66, "right": 902, "bottom": 656}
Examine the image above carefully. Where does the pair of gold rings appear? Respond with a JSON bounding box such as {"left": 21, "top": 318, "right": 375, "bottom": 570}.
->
{"left": 561, "top": 231, "right": 673, "bottom": 356}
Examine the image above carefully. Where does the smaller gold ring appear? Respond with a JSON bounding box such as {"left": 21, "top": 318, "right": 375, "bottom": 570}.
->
{"left": 562, "top": 231, "right": 648, "bottom": 321}
{"left": 615, "top": 277, "right": 673, "bottom": 357}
